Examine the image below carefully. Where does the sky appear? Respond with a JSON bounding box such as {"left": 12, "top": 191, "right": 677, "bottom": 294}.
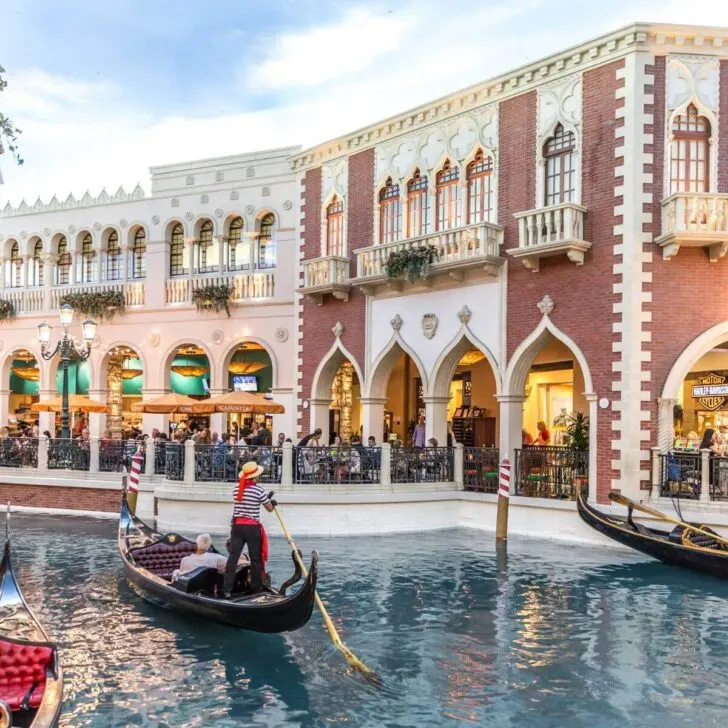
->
{"left": 1, "top": 0, "right": 728, "bottom": 205}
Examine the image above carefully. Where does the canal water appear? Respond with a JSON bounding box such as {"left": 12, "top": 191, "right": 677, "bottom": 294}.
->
{"left": 10, "top": 513, "right": 728, "bottom": 727}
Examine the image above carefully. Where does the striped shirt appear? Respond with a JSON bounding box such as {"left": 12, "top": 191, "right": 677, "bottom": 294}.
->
{"left": 232, "top": 482, "right": 270, "bottom": 521}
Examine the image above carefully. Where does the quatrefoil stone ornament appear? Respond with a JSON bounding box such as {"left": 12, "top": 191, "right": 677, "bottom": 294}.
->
{"left": 332, "top": 321, "right": 344, "bottom": 338}
{"left": 537, "top": 295, "right": 555, "bottom": 316}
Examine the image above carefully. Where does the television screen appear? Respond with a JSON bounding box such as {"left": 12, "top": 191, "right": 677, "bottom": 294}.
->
{"left": 232, "top": 375, "right": 257, "bottom": 392}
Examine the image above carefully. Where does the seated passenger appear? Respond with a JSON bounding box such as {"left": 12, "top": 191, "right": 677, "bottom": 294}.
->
{"left": 178, "top": 534, "right": 227, "bottom": 576}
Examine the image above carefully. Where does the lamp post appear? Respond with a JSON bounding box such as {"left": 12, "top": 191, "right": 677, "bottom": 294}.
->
{"left": 38, "top": 304, "right": 97, "bottom": 439}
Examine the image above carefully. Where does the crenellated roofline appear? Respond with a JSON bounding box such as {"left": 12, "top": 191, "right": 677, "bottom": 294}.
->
{"left": 289, "top": 22, "right": 728, "bottom": 172}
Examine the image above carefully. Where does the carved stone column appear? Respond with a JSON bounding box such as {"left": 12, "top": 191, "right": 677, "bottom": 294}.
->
{"left": 657, "top": 397, "right": 677, "bottom": 453}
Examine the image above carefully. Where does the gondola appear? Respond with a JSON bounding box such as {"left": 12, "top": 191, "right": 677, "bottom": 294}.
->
{"left": 0, "top": 538, "right": 63, "bottom": 727}
{"left": 576, "top": 488, "right": 728, "bottom": 579}
{"left": 119, "top": 497, "right": 318, "bottom": 632}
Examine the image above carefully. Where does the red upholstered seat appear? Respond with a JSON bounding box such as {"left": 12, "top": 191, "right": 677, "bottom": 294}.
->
{"left": 0, "top": 639, "right": 53, "bottom": 711}
{"left": 130, "top": 540, "right": 197, "bottom": 580}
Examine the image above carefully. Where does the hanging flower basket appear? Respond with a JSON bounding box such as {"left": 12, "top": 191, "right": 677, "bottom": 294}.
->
{"left": 385, "top": 245, "right": 437, "bottom": 282}
{"left": 60, "top": 290, "right": 126, "bottom": 321}
{"left": 192, "top": 284, "right": 234, "bottom": 317}
{"left": 0, "top": 300, "right": 16, "bottom": 323}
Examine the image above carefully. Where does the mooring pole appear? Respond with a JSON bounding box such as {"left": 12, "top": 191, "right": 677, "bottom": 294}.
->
{"left": 495, "top": 457, "right": 510, "bottom": 541}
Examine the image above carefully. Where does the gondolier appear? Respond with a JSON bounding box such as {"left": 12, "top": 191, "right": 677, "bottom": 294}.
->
{"left": 223, "top": 461, "right": 277, "bottom": 597}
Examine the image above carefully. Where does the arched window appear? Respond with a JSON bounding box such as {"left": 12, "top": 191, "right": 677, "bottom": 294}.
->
{"left": 80, "top": 233, "right": 95, "bottom": 283}
{"left": 435, "top": 160, "right": 460, "bottom": 231}
{"left": 31, "top": 240, "right": 43, "bottom": 287}
{"left": 407, "top": 169, "right": 429, "bottom": 237}
{"left": 105, "top": 230, "right": 121, "bottom": 281}
{"left": 670, "top": 103, "right": 711, "bottom": 193}
{"left": 195, "top": 219, "right": 214, "bottom": 274}
{"left": 257, "top": 214, "right": 276, "bottom": 269}
{"left": 227, "top": 217, "right": 249, "bottom": 271}
{"left": 57, "top": 237, "right": 71, "bottom": 285}
{"left": 325, "top": 197, "right": 345, "bottom": 256}
{"left": 9, "top": 243, "right": 21, "bottom": 288}
{"left": 379, "top": 179, "right": 401, "bottom": 244}
{"left": 169, "top": 223, "right": 185, "bottom": 277}
{"left": 467, "top": 150, "right": 494, "bottom": 224}
{"left": 544, "top": 124, "right": 576, "bottom": 206}
{"left": 131, "top": 228, "right": 146, "bottom": 279}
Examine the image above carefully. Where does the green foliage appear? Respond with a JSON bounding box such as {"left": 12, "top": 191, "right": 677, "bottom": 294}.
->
{"left": 60, "top": 290, "right": 126, "bottom": 321}
{"left": 0, "top": 299, "right": 16, "bottom": 322}
{"left": 385, "top": 245, "right": 437, "bottom": 282}
{"left": 192, "top": 284, "right": 233, "bottom": 317}
{"left": 565, "top": 411, "right": 589, "bottom": 452}
{"left": 0, "top": 66, "right": 22, "bottom": 165}
{"left": 673, "top": 403, "right": 684, "bottom": 424}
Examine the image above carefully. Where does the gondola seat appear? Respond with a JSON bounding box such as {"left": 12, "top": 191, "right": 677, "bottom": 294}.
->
{"left": 0, "top": 639, "right": 54, "bottom": 710}
{"left": 173, "top": 566, "right": 219, "bottom": 595}
{"left": 129, "top": 540, "right": 197, "bottom": 580}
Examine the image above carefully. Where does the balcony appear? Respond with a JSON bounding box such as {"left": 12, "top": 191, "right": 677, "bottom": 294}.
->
{"left": 655, "top": 193, "right": 728, "bottom": 261}
{"left": 3, "top": 281, "right": 145, "bottom": 316}
{"left": 510, "top": 203, "right": 591, "bottom": 272}
{"left": 298, "top": 255, "right": 351, "bottom": 305}
{"left": 352, "top": 222, "right": 503, "bottom": 294}
{"left": 166, "top": 271, "right": 276, "bottom": 305}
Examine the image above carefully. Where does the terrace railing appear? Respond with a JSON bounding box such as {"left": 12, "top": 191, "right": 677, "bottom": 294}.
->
{"left": 47, "top": 439, "right": 91, "bottom": 471}
{"left": 513, "top": 446, "right": 588, "bottom": 500}
{"left": 0, "top": 438, "right": 39, "bottom": 468}
{"left": 294, "top": 446, "right": 381, "bottom": 485}
{"left": 463, "top": 447, "right": 500, "bottom": 493}
{"left": 390, "top": 447, "right": 453, "bottom": 484}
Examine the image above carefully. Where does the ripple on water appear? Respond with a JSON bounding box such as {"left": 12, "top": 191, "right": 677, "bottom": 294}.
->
{"left": 9, "top": 518, "right": 728, "bottom": 726}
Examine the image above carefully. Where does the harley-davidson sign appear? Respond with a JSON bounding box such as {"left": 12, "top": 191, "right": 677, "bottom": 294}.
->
{"left": 692, "top": 372, "right": 728, "bottom": 411}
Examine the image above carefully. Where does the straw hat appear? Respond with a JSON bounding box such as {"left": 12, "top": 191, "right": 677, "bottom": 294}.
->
{"left": 239, "top": 461, "right": 265, "bottom": 480}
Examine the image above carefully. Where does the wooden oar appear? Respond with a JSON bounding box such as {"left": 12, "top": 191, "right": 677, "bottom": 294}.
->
{"left": 608, "top": 492, "right": 728, "bottom": 549}
{"left": 272, "top": 505, "right": 381, "bottom": 684}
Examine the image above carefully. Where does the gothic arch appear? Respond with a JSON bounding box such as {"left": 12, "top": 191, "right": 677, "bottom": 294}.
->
{"left": 310, "top": 339, "right": 364, "bottom": 403}
{"left": 365, "top": 333, "right": 428, "bottom": 399}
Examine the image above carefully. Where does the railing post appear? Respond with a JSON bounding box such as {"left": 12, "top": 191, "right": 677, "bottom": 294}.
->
{"left": 454, "top": 443, "right": 464, "bottom": 489}
{"left": 700, "top": 448, "right": 711, "bottom": 502}
{"left": 650, "top": 446, "right": 661, "bottom": 499}
{"left": 90, "top": 436, "right": 100, "bottom": 474}
{"left": 145, "top": 440, "right": 155, "bottom": 476}
{"left": 380, "top": 443, "right": 391, "bottom": 488}
{"left": 282, "top": 442, "right": 293, "bottom": 486}
{"left": 184, "top": 440, "right": 196, "bottom": 484}
{"left": 38, "top": 435, "right": 48, "bottom": 471}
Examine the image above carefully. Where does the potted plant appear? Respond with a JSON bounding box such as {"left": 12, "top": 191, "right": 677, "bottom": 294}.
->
{"left": 385, "top": 245, "right": 437, "bottom": 282}
{"left": 565, "top": 411, "right": 589, "bottom": 492}
{"left": 60, "top": 290, "right": 126, "bottom": 321}
{"left": 192, "top": 284, "right": 234, "bottom": 317}
{"left": 673, "top": 403, "right": 684, "bottom": 435}
{"left": 0, "top": 300, "right": 16, "bottom": 322}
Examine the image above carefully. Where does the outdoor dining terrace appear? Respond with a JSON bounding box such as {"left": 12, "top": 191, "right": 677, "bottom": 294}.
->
{"left": 0, "top": 438, "right": 596, "bottom": 499}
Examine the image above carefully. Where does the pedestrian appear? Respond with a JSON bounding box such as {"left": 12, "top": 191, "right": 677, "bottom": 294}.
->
{"left": 223, "top": 461, "right": 276, "bottom": 597}
{"left": 411, "top": 415, "right": 426, "bottom": 448}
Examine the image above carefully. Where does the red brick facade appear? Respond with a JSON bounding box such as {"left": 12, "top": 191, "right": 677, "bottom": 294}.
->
{"left": 720, "top": 60, "right": 728, "bottom": 195}
{"left": 298, "top": 150, "right": 372, "bottom": 435}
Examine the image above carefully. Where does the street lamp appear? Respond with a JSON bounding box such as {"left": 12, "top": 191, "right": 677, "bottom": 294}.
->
{"left": 38, "top": 304, "right": 97, "bottom": 439}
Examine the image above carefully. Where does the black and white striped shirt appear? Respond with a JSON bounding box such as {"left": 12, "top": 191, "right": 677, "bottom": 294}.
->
{"left": 232, "top": 482, "right": 270, "bottom": 521}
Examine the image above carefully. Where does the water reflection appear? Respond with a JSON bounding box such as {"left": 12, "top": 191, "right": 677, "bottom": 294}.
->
{"left": 10, "top": 516, "right": 728, "bottom": 726}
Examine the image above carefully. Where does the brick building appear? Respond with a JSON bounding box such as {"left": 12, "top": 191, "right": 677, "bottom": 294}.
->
{"left": 294, "top": 22, "right": 728, "bottom": 503}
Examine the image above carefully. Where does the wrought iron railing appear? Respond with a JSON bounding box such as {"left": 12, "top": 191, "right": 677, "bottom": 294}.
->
{"left": 390, "top": 447, "right": 453, "bottom": 484}
{"left": 514, "top": 446, "right": 588, "bottom": 499}
{"left": 98, "top": 439, "right": 136, "bottom": 472}
{"left": 164, "top": 443, "right": 185, "bottom": 481}
{"left": 47, "top": 439, "right": 91, "bottom": 471}
{"left": 658, "top": 452, "right": 701, "bottom": 499}
{"left": 0, "top": 438, "right": 39, "bottom": 468}
{"left": 463, "top": 447, "right": 500, "bottom": 492}
{"left": 193, "top": 444, "right": 283, "bottom": 483}
{"left": 294, "top": 446, "right": 381, "bottom": 485}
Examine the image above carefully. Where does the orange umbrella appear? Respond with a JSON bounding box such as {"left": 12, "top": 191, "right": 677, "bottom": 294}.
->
{"left": 31, "top": 394, "right": 109, "bottom": 414}
{"left": 130, "top": 393, "right": 214, "bottom": 414}
{"left": 192, "top": 391, "right": 285, "bottom": 414}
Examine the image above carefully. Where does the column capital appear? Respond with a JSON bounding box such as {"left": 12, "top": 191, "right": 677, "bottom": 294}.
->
{"left": 496, "top": 394, "right": 526, "bottom": 404}
{"left": 359, "top": 397, "right": 388, "bottom": 406}
{"left": 422, "top": 395, "right": 450, "bottom": 404}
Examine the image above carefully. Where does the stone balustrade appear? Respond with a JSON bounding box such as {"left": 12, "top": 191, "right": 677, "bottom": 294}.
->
{"left": 166, "top": 271, "right": 277, "bottom": 305}
{"left": 656, "top": 192, "right": 728, "bottom": 261}
{"left": 510, "top": 202, "right": 591, "bottom": 272}
{"left": 299, "top": 256, "right": 351, "bottom": 304}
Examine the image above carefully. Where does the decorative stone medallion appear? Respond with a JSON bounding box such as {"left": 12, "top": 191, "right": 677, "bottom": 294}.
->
{"left": 246, "top": 205, "right": 255, "bottom": 215}
{"left": 201, "top": 194, "right": 209, "bottom": 204}
{"left": 283, "top": 200, "right": 293, "bottom": 211}
{"left": 230, "top": 191, "right": 239, "bottom": 201}
{"left": 171, "top": 198, "right": 180, "bottom": 208}
{"left": 119, "top": 219, "right": 128, "bottom": 228}
{"left": 537, "top": 294, "right": 554, "bottom": 316}
{"left": 390, "top": 314, "right": 403, "bottom": 331}
{"left": 457, "top": 306, "right": 472, "bottom": 325}
{"left": 148, "top": 332, "right": 160, "bottom": 348}
{"left": 152, "top": 215, "right": 160, "bottom": 225}
{"left": 211, "top": 329, "right": 224, "bottom": 345}
{"left": 184, "top": 211, "right": 194, "bottom": 221}
{"left": 262, "top": 186, "right": 271, "bottom": 197}
{"left": 332, "top": 321, "right": 344, "bottom": 338}
{"left": 43, "top": 228, "right": 51, "bottom": 236}
{"left": 93, "top": 222, "right": 101, "bottom": 231}
{"left": 275, "top": 327, "right": 289, "bottom": 343}
{"left": 422, "top": 313, "right": 438, "bottom": 340}
{"left": 68, "top": 225, "right": 76, "bottom": 234}
{"left": 215, "top": 208, "right": 224, "bottom": 218}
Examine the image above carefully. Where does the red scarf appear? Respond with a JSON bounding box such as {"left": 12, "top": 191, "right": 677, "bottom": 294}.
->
{"left": 234, "top": 475, "right": 268, "bottom": 563}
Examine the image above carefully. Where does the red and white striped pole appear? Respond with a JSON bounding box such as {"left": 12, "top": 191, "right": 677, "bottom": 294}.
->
{"left": 496, "top": 457, "right": 511, "bottom": 541}
{"left": 127, "top": 446, "right": 143, "bottom": 513}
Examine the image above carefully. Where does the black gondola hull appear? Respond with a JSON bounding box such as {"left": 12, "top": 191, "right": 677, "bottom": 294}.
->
{"left": 119, "top": 500, "right": 318, "bottom": 632}
{"left": 577, "top": 490, "right": 728, "bottom": 579}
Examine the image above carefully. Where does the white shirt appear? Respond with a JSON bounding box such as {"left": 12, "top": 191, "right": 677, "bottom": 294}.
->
{"left": 179, "top": 551, "right": 228, "bottom": 574}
